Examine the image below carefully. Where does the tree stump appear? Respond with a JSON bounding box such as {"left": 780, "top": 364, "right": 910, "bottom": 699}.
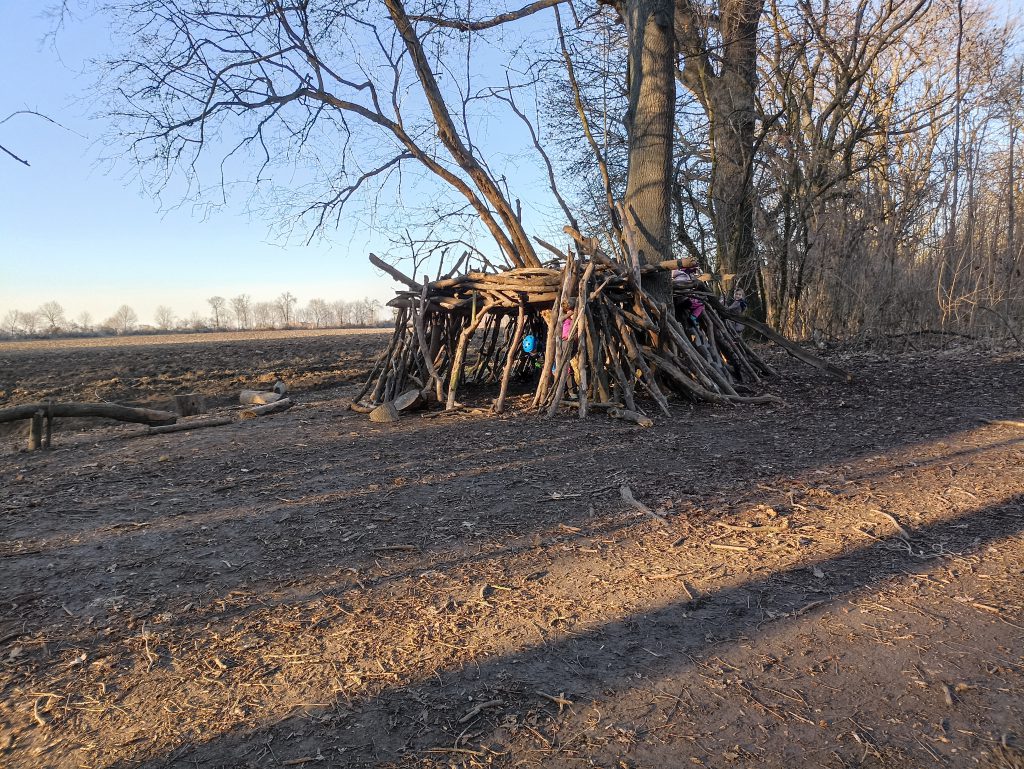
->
{"left": 174, "top": 393, "right": 205, "bottom": 417}
{"left": 368, "top": 402, "right": 400, "bottom": 423}
{"left": 393, "top": 389, "right": 426, "bottom": 412}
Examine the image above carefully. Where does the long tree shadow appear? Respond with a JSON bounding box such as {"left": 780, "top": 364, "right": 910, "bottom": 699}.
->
{"left": 4, "top": 412, "right": 1020, "bottom": 636}
{"left": 89, "top": 491, "right": 1024, "bottom": 769}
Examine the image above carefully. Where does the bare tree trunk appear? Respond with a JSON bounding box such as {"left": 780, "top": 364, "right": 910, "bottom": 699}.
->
{"left": 676, "top": 0, "right": 765, "bottom": 314}
{"left": 707, "top": 0, "right": 764, "bottom": 311}
{"left": 622, "top": 0, "right": 676, "bottom": 302}
{"left": 1008, "top": 67, "right": 1019, "bottom": 280}
{"left": 943, "top": 0, "right": 965, "bottom": 320}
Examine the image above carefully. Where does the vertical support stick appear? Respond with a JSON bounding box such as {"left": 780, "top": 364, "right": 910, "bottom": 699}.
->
{"left": 533, "top": 255, "right": 575, "bottom": 408}
{"left": 412, "top": 287, "right": 444, "bottom": 403}
{"left": 546, "top": 262, "right": 595, "bottom": 417}
{"left": 446, "top": 304, "right": 493, "bottom": 410}
{"left": 576, "top": 319, "right": 589, "bottom": 419}
{"left": 576, "top": 273, "right": 591, "bottom": 419}
{"left": 494, "top": 302, "right": 527, "bottom": 414}
{"left": 28, "top": 410, "right": 44, "bottom": 452}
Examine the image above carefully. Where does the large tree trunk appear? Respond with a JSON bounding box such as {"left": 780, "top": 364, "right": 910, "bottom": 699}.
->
{"left": 708, "top": 0, "right": 763, "bottom": 313}
{"left": 622, "top": 0, "right": 676, "bottom": 303}
{"left": 676, "top": 0, "right": 765, "bottom": 314}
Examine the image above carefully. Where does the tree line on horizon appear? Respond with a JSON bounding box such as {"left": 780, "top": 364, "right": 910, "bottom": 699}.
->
{"left": 0, "top": 293, "right": 386, "bottom": 339}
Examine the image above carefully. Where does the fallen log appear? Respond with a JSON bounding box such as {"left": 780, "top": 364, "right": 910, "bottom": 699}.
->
{"left": 0, "top": 402, "right": 177, "bottom": 426}
{"left": 980, "top": 418, "right": 1024, "bottom": 428}
{"left": 608, "top": 407, "right": 654, "bottom": 428}
{"left": 239, "top": 390, "right": 284, "bottom": 405}
{"left": 147, "top": 416, "right": 234, "bottom": 435}
{"left": 239, "top": 398, "right": 292, "bottom": 420}
{"left": 28, "top": 410, "right": 44, "bottom": 451}
{"left": 368, "top": 402, "right": 400, "bottom": 423}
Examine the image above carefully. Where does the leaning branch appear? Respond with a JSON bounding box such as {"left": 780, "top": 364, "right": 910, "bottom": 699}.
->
{"left": 410, "top": 0, "right": 565, "bottom": 30}
{"left": 710, "top": 301, "right": 853, "bottom": 382}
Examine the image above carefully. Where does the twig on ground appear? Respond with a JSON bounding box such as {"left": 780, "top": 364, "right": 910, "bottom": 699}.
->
{"left": 873, "top": 509, "right": 910, "bottom": 539}
{"left": 458, "top": 699, "right": 502, "bottom": 724}
{"left": 619, "top": 485, "right": 668, "bottom": 525}
{"left": 537, "top": 691, "right": 574, "bottom": 713}
{"left": 708, "top": 542, "right": 750, "bottom": 552}
{"left": 32, "top": 697, "right": 49, "bottom": 727}
{"left": 425, "top": 747, "right": 487, "bottom": 756}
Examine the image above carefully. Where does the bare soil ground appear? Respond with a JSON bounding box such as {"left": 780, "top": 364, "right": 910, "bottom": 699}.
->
{"left": 1, "top": 331, "right": 1023, "bottom": 769}
{"left": 0, "top": 329, "right": 386, "bottom": 415}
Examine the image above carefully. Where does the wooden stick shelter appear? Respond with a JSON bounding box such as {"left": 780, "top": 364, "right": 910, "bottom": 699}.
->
{"left": 354, "top": 244, "right": 843, "bottom": 419}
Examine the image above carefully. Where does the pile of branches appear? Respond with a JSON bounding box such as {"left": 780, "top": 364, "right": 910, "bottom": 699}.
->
{"left": 350, "top": 246, "right": 833, "bottom": 422}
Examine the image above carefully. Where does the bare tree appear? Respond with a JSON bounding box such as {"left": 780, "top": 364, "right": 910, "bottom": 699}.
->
{"left": 306, "top": 298, "right": 331, "bottom": 328}
{"left": 2, "top": 309, "right": 20, "bottom": 336}
{"left": 85, "top": 0, "right": 568, "bottom": 270}
{"left": 207, "top": 296, "right": 226, "bottom": 328}
{"left": 331, "top": 300, "right": 351, "bottom": 327}
{"left": 37, "top": 301, "right": 66, "bottom": 333}
{"left": 612, "top": 0, "right": 677, "bottom": 299}
{"left": 17, "top": 310, "right": 40, "bottom": 336}
{"left": 76, "top": 310, "right": 93, "bottom": 332}
{"left": 252, "top": 302, "right": 275, "bottom": 329}
{"left": 275, "top": 292, "right": 297, "bottom": 328}
{"left": 107, "top": 305, "right": 138, "bottom": 334}
{"left": 669, "top": 0, "right": 768, "bottom": 308}
{"left": 230, "top": 294, "right": 252, "bottom": 330}
{"left": 350, "top": 297, "right": 383, "bottom": 326}
{"left": 751, "top": 0, "right": 936, "bottom": 332}
{"left": 187, "top": 311, "right": 206, "bottom": 331}
{"left": 154, "top": 305, "right": 175, "bottom": 330}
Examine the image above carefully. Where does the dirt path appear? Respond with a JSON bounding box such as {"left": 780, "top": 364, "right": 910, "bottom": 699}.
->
{"left": 1, "top": 342, "right": 1022, "bottom": 768}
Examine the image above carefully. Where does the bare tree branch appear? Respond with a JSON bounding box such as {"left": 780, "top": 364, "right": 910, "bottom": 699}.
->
{"left": 410, "top": 0, "right": 566, "bottom": 31}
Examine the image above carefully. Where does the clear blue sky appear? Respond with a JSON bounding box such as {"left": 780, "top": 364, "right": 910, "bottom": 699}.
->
{"left": 0, "top": 2, "right": 562, "bottom": 327}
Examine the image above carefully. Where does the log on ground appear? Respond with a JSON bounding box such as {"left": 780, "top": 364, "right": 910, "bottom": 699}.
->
{"left": 240, "top": 390, "right": 284, "bottom": 405}
{"left": 239, "top": 399, "right": 292, "bottom": 420}
{"left": 0, "top": 402, "right": 177, "bottom": 426}
{"left": 146, "top": 416, "right": 234, "bottom": 435}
